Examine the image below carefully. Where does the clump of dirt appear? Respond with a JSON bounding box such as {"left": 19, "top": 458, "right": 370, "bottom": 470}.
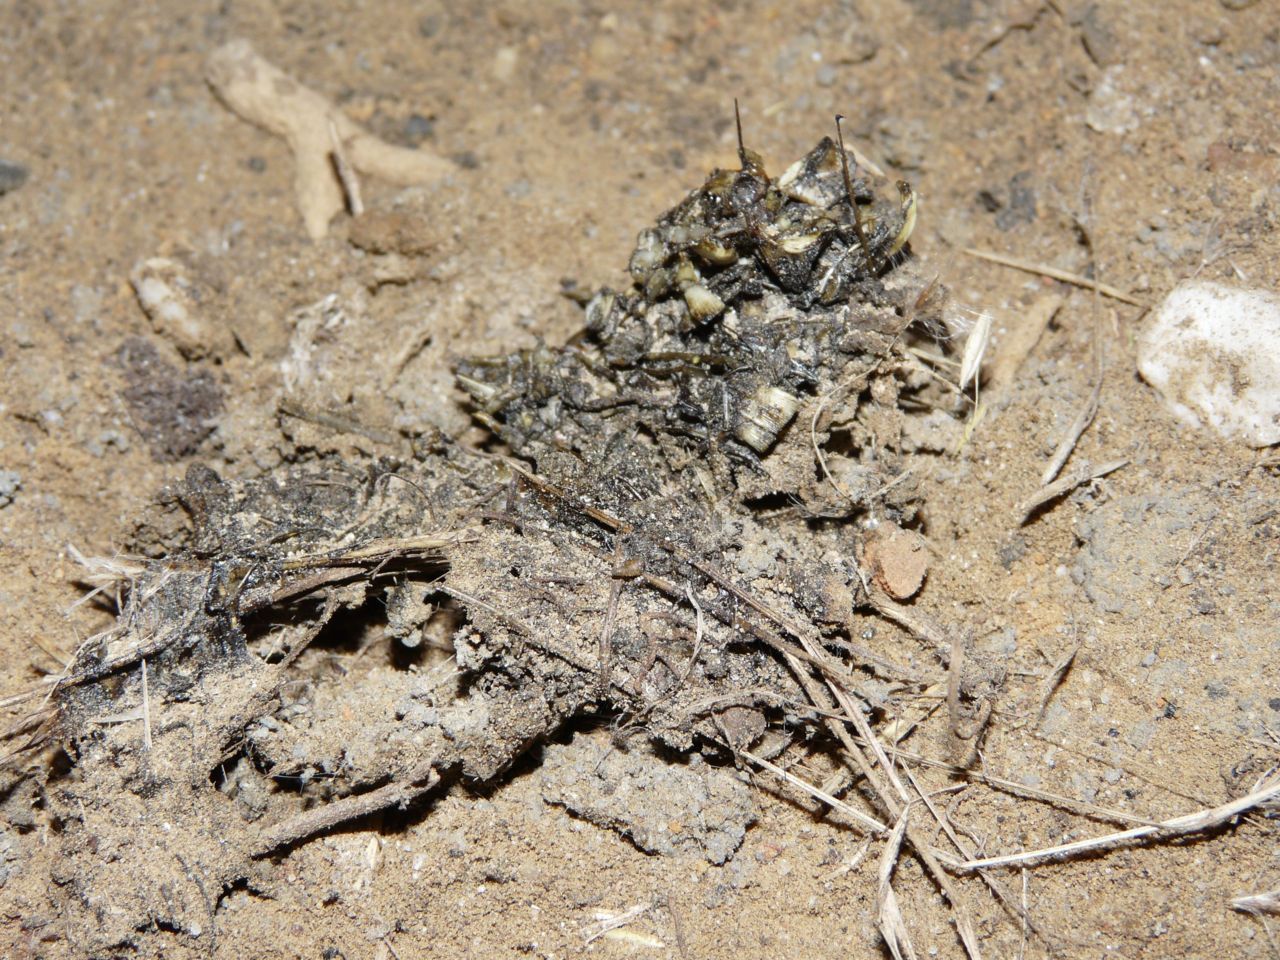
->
{"left": 117, "top": 338, "right": 225, "bottom": 461}
{"left": 5, "top": 134, "right": 951, "bottom": 955}
{"left": 540, "top": 735, "right": 758, "bottom": 865}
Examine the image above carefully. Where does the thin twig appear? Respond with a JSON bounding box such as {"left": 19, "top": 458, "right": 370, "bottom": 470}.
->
{"left": 824, "top": 837, "right": 873, "bottom": 880}
{"left": 1041, "top": 330, "right": 1103, "bottom": 485}
{"left": 964, "top": 248, "right": 1146, "bottom": 306}
{"left": 741, "top": 747, "right": 888, "bottom": 834}
{"left": 251, "top": 757, "right": 441, "bottom": 857}
{"left": 141, "top": 658, "right": 152, "bottom": 753}
{"left": 1033, "top": 644, "right": 1078, "bottom": 725}
{"left": 1016, "top": 458, "right": 1127, "bottom": 525}
{"left": 1233, "top": 890, "right": 1280, "bottom": 916}
{"left": 1164, "top": 511, "right": 1218, "bottom": 589}
{"left": 328, "top": 118, "right": 364, "bottom": 217}
{"left": 877, "top": 810, "right": 919, "bottom": 960}
{"left": 583, "top": 903, "right": 651, "bottom": 945}
{"left": 985, "top": 293, "right": 1065, "bottom": 393}
{"left": 949, "top": 771, "right": 1280, "bottom": 872}
{"left": 881, "top": 740, "right": 1159, "bottom": 828}
{"left": 902, "top": 764, "right": 1054, "bottom": 946}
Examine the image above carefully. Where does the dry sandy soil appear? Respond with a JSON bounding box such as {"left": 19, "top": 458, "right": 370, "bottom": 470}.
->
{"left": 2, "top": 1, "right": 1279, "bottom": 958}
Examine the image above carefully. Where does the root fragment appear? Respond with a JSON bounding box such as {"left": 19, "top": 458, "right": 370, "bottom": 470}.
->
{"left": 252, "top": 758, "right": 443, "bottom": 857}
{"left": 206, "top": 40, "right": 454, "bottom": 239}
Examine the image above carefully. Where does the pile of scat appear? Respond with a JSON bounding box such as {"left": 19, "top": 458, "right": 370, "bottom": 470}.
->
{"left": 4, "top": 132, "right": 950, "bottom": 952}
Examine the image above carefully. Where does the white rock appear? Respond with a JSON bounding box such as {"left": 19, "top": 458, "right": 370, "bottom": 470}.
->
{"left": 1086, "top": 66, "right": 1142, "bottom": 135}
{"left": 1137, "top": 280, "right": 1280, "bottom": 447}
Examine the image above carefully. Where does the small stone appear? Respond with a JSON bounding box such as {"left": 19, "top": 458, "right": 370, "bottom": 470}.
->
{"left": 504, "top": 179, "right": 533, "bottom": 200}
{"left": 863, "top": 524, "right": 930, "bottom": 600}
{"left": 1205, "top": 681, "right": 1229, "bottom": 700}
{"left": 0, "top": 160, "right": 28, "bottom": 196}
{"left": 493, "top": 46, "right": 519, "bottom": 84}
{"left": 403, "top": 113, "right": 435, "bottom": 144}
{"left": 1086, "top": 66, "right": 1141, "bottom": 135}
{"left": 1137, "top": 280, "right": 1280, "bottom": 446}
{"left": 1126, "top": 719, "right": 1156, "bottom": 749}
{"left": 348, "top": 209, "right": 436, "bottom": 256}
{"left": 1078, "top": 4, "right": 1120, "bottom": 67}
{"left": 994, "top": 171, "right": 1036, "bottom": 231}
{"left": 0, "top": 470, "right": 21, "bottom": 507}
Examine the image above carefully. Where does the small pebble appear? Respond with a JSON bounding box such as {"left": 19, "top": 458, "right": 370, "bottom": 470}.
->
{"left": 1127, "top": 719, "right": 1156, "bottom": 750}
{"left": 504, "top": 179, "right": 533, "bottom": 200}
{"left": 863, "top": 523, "right": 930, "bottom": 600}
{"left": 1086, "top": 66, "right": 1141, "bottom": 134}
{"left": 0, "top": 470, "right": 20, "bottom": 507}
{"left": 493, "top": 46, "right": 518, "bottom": 83}
{"left": 0, "top": 160, "right": 28, "bottom": 196}
{"left": 403, "top": 113, "right": 435, "bottom": 144}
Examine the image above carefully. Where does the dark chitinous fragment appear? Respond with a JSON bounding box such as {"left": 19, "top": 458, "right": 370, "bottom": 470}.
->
{"left": 456, "top": 135, "right": 934, "bottom": 504}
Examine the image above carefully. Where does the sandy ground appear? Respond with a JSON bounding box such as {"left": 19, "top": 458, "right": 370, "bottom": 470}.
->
{"left": 2, "top": 1, "right": 1279, "bottom": 957}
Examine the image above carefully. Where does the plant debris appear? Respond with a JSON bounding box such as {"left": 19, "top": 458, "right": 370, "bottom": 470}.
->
{"left": 205, "top": 40, "right": 455, "bottom": 240}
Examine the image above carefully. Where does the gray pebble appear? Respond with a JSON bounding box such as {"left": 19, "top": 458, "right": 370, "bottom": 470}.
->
{"left": 1070, "top": 772, "right": 1098, "bottom": 802}
{"left": 1078, "top": 4, "right": 1120, "bottom": 67}
{"left": 404, "top": 114, "right": 435, "bottom": 144}
{"left": 1126, "top": 719, "right": 1156, "bottom": 750}
{"left": 86, "top": 430, "right": 131, "bottom": 458}
{"left": 0, "top": 825, "right": 19, "bottom": 887}
{"left": 0, "top": 470, "right": 20, "bottom": 507}
{"left": 0, "top": 160, "right": 28, "bottom": 196}
{"left": 447, "top": 829, "right": 468, "bottom": 858}
{"left": 1205, "top": 681, "right": 1230, "bottom": 700}
{"left": 504, "top": 179, "right": 533, "bottom": 200}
